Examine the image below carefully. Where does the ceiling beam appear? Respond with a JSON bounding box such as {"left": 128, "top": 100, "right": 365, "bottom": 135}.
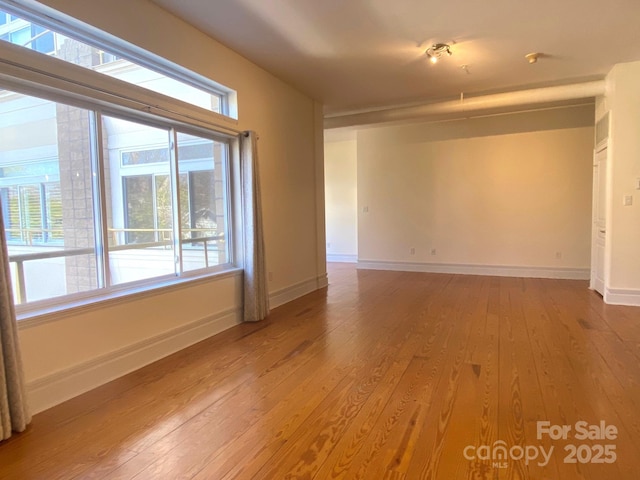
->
{"left": 325, "top": 81, "right": 605, "bottom": 129}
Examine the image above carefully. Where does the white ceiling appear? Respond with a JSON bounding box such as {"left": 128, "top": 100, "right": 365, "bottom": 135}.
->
{"left": 151, "top": 0, "right": 640, "bottom": 115}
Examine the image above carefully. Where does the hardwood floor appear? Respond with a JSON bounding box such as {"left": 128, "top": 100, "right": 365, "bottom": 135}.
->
{"left": 2, "top": 263, "right": 640, "bottom": 479}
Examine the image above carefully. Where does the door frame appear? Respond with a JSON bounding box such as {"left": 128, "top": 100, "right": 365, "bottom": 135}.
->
{"left": 590, "top": 141, "right": 608, "bottom": 294}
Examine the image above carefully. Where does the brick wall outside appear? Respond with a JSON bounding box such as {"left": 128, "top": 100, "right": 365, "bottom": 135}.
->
{"left": 56, "top": 40, "right": 101, "bottom": 293}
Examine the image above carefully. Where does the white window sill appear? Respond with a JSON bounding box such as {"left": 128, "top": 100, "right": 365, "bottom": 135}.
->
{"left": 17, "top": 267, "right": 243, "bottom": 330}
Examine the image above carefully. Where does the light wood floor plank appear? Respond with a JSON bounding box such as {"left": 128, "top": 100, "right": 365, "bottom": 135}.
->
{"left": 1, "top": 264, "right": 640, "bottom": 479}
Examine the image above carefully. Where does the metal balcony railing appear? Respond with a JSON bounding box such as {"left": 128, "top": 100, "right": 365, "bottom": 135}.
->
{"left": 7, "top": 227, "right": 225, "bottom": 304}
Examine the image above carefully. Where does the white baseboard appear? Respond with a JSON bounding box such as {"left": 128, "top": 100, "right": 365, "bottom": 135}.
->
{"left": 270, "top": 274, "right": 328, "bottom": 309}
{"left": 317, "top": 272, "right": 329, "bottom": 289}
{"left": 327, "top": 254, "right": 357, "bottom": 263}
{"left": 27, "top": 307, "right": 242, "bottom": 414}
{"left": 605, "top": 287, "right": 640, "bottom": 307}
{"left": 357, "top": 260, "right": 591, "bottom": 280}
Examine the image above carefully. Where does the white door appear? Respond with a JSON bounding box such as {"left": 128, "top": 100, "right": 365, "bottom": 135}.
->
{"left": 591, "top": 147, "right": 607, "bottom": 295}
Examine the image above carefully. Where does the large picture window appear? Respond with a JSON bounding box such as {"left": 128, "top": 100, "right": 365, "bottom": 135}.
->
{"left": 0, "top": 90, "right": 232, "bottom": 308}
{"left": 0, "top": 4, "right": 237, "bottom": 314}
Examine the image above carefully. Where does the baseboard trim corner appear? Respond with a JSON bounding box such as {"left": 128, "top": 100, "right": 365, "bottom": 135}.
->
{"left": 317, "top": 272, "right": 329, "bottom": 289}
{"left": 270, "top": 274, "right": 328, "bottom": 309}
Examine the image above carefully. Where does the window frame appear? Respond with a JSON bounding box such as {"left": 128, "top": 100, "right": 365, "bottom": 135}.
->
{"left": 0, "top": 4, "right": 240, "bottom": 320}
{"left": 0, "top": 0, "right": 235, "bottom": 118}
{"left": 2, "top": 97, "right": 237, "bottom": 318}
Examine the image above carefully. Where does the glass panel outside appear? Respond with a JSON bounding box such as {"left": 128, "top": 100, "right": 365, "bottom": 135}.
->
{"left": 176, "top": 132, "right": 228, "bottom": 271}
{"left": 0, "top": 91, "right": 98, "bottom": 304}
{"left": 102, "top": 115, "right": 175, "bottom": 285}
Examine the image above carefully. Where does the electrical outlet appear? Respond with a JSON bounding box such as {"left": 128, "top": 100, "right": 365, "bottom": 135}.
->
{"left": 556, "top": 251, "right": 562, "bottom": 259}
{"left": 326, "top": 242, "right": 331, "bottom": 249}
{"left": 431, "top": 248, "right": 437, "bottom": 256}
{"left": 410, "top": 247, "right": 416, "bottom": 255}
{"left": 362, "top": 206, "right": 369, "bottom": 213}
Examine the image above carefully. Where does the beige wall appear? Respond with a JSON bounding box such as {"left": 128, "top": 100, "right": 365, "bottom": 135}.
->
{"left": 605, "top": 61, "right": 640, "bottom": 298}
{"left": 20, "top": 0, "right": 326, "bottom": 411}
{"left": 354, "top": 106, "right": 595, "bottom": 273}
{"left": 324, "top": 138, "right": 358, "bottom": 258}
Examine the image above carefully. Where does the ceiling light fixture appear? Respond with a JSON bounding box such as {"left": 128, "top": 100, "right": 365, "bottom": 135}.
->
{"left": 426, "top": 43, "right": 452, "bottom": 64}
{"left": 525, "top": 52, "right": 541, "bottom": 64}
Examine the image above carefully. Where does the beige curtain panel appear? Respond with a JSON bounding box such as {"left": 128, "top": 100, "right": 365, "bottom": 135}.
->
{"left": 0, "top": 206, "right": 31, "bottom": 441}
{"left": 240, "top": 131, "right": 269, "bottom": 322}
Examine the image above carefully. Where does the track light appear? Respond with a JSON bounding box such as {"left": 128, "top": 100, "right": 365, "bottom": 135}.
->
{"left": 426, "top": 43, "right": 452, "bottom": 64}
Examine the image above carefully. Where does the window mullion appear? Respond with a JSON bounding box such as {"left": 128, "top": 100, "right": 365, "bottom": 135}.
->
{"left": 169, "top": 129, "right": 183, "bottom": 276}
{"left": 221, "top": 142, "right": 234, "bottom": 267}
{"left": 91, "top": 110, "right": 110, "bottom": 289}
